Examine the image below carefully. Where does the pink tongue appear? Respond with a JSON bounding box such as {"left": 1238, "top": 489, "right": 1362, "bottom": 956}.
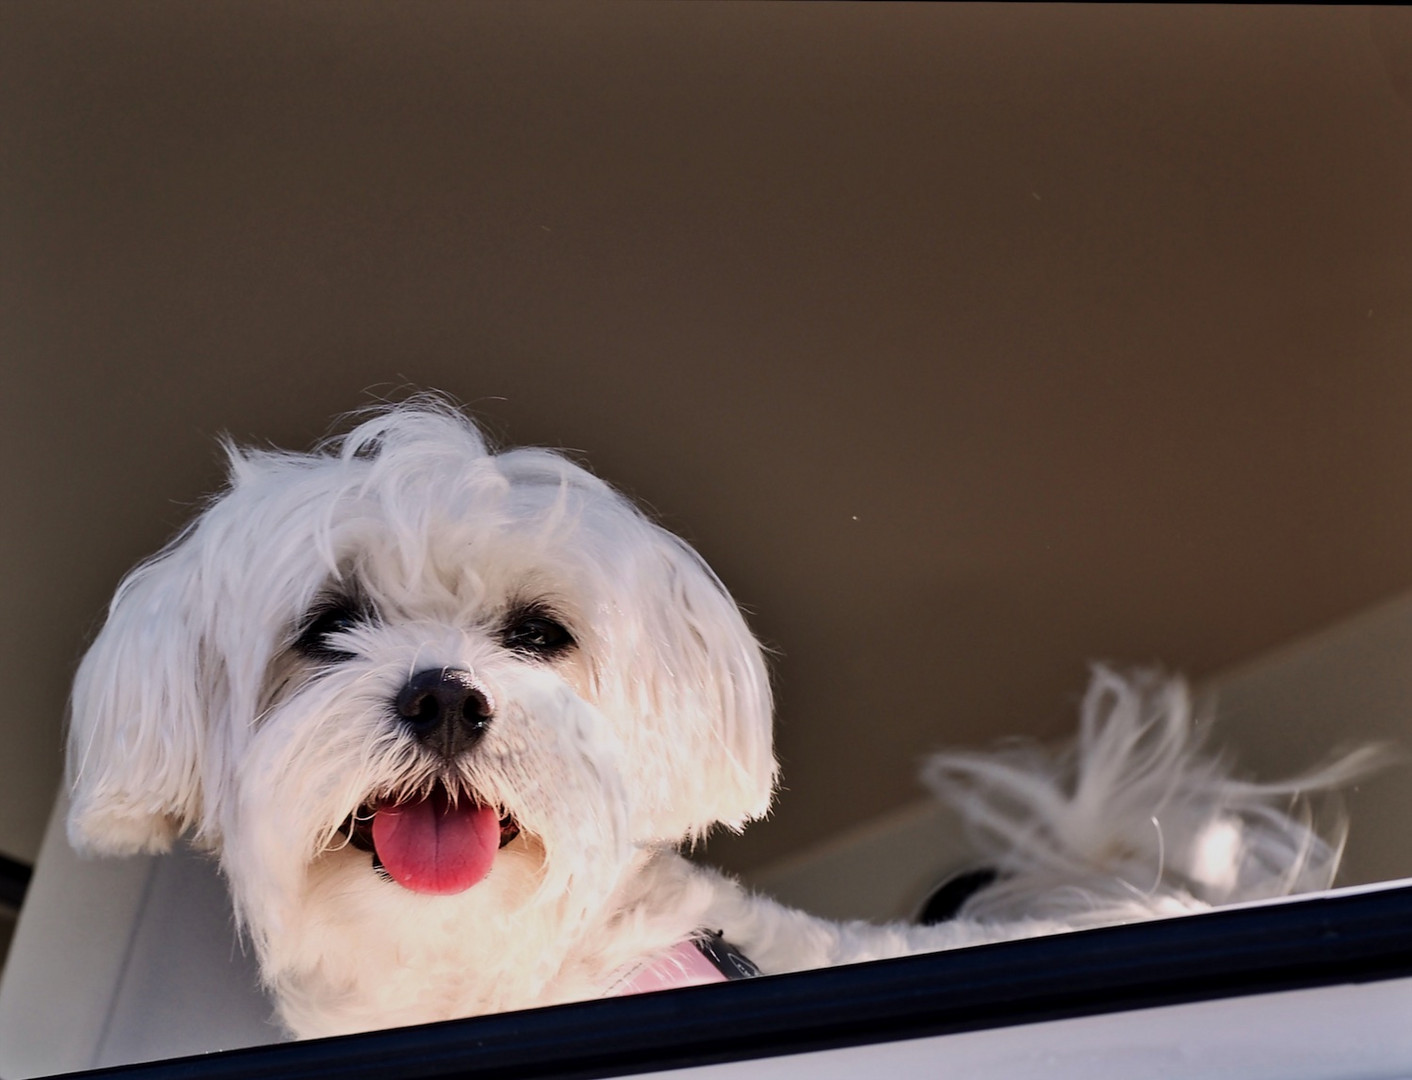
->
{"left": 371, "top": 793, "right": 501, "bottom": 895}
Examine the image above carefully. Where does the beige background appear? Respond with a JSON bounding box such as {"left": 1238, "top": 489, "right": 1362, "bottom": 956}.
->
{"left": 3, "top": 3, "right": 1412, "bottom": 882}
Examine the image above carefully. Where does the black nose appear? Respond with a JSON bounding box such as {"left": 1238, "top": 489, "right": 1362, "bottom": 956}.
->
{"left": 394, "top": 668, "right": 494, "bottom": 758}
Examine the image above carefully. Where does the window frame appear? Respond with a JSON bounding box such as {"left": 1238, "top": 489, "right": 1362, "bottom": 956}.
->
{"left": 53, "top": 880, "right": 1412, "bottom": 1080}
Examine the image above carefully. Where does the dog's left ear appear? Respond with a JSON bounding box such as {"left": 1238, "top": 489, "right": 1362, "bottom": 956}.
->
{"left": 629, "top": 530, "right": 778, "bottom": 842}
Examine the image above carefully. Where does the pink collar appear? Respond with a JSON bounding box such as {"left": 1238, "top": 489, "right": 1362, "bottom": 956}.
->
{"left": 613, "top": 939, "right": 730, "bottom": 996}
{"left": 610, "top": 931, "right": 760, "bottom": 996}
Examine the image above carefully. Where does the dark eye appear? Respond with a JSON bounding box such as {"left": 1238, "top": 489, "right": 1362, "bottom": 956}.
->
{"left": 295, "top": 598, "right": 373, "bottom": 662}
{"left": 500, "top": 606, "right": 575, "bottom": 659}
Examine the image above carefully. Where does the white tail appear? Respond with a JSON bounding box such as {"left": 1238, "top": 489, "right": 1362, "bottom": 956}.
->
{"left": 922, "top": 667, "right": 1388, "bottom": 923}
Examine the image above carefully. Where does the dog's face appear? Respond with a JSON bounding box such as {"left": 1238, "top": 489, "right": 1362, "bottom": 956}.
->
{"left": 65, "top": 405, "right": 776, "bottom": 1030}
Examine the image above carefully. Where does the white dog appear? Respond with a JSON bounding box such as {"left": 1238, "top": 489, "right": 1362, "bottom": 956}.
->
{"left": 65, "top": 399, "right": 1368, "bottom": 1039}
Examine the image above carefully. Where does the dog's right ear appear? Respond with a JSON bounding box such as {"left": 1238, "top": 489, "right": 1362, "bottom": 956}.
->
{"left": 67, "top": 532, "right": 217, "bottom": 856}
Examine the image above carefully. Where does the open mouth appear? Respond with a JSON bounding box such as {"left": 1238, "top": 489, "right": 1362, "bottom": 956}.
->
{"left": 340, "top": 781, "right": 521, "bottom": 895}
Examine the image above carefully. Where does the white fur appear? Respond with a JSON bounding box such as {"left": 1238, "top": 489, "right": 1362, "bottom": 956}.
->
{"left": 66, "top": 399, "right": 1365, "bottom": 1039}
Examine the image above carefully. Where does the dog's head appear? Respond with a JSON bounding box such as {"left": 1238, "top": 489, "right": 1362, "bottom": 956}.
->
{"left": 66, "top": 401, "right": 775, "bottom": 1023}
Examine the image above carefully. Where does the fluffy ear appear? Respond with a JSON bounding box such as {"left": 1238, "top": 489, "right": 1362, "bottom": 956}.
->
{"left": 632, "top": 530, "right": 778, "bottom": 842}
{"left": 495, "top": 443, "right": 777, "bottom": 841}
{"left": 67, "top": 534, "right": 218, "bottom": 856}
